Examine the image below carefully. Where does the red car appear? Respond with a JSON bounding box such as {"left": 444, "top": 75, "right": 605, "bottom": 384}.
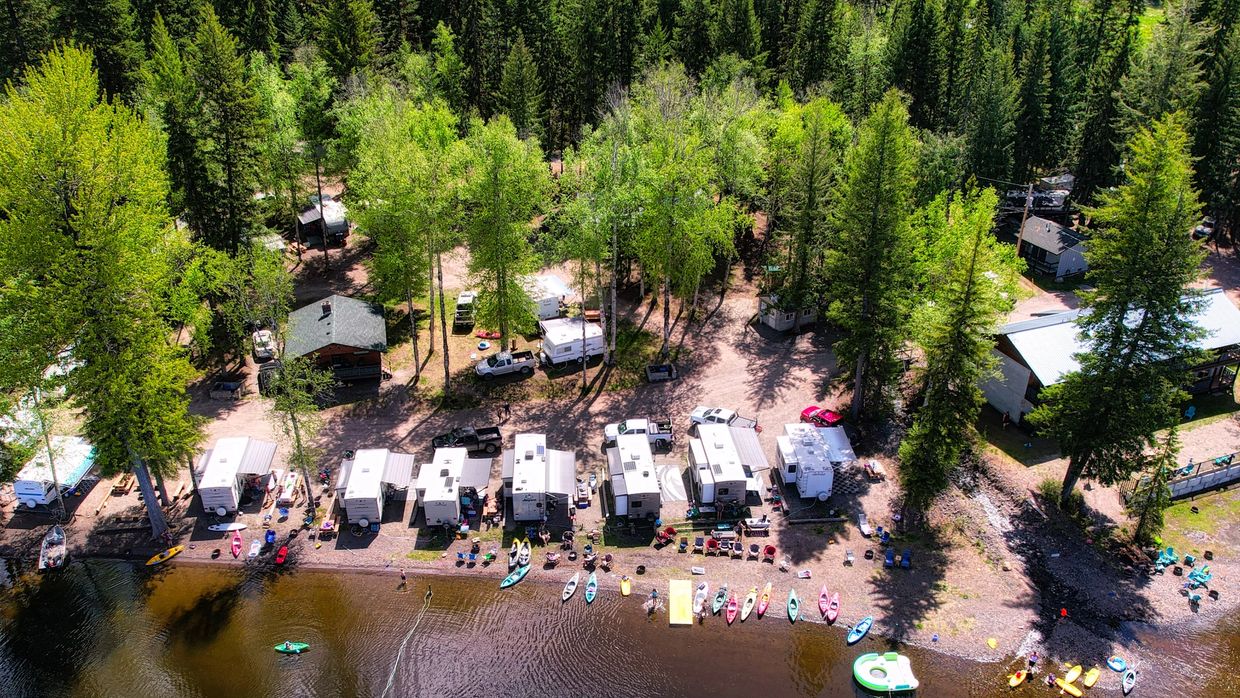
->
{"left": 800, "top": 406, "right": 844, "bottom": 427}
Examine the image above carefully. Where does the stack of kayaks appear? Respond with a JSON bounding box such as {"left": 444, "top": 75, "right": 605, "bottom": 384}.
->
{"left": 501, "top": 538, "right": 533, "bottom": 589}
{"left": 852, "top": 652, "right": 919, "bottom": 692}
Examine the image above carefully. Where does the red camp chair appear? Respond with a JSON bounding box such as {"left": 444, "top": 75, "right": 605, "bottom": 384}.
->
{"left": 762, "top": 545, "right": 777, "bottom": 563}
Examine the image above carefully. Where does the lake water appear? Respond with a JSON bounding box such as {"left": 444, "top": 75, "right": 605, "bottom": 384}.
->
{"left": 0, "top": 560, "right": 1235, "bottom": 697}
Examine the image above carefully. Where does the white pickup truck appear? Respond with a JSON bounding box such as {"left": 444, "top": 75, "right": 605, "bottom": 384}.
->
{"left": 603, "top": 418, "right": 675, "bottom": 450}
{"left": 689, "top": 406, "right": 758, "bottom": 433}
{"left": 475, "top": 351, "right": 536, "bottom": 380}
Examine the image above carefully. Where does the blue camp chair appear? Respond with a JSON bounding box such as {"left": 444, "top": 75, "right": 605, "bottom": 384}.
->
{"left": 456, "top": 552, "right": 466, "bottom": 563}
{"left": 1185, "top": 554, "right": 1197, "bottom": 567}
{"left": 880, "top": 530, "right": 891, "bottom": 545}
{"left": 884, "top": 549, "right": 895, "bottom": 567}
{"left": 901, "top": 549, "right": 912, "bottom": 569}
{"left": 467, "top": 553, "right": 478, "bottom": 564}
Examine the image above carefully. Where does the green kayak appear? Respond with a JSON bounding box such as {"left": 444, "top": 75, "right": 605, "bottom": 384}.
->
{"left": 274, "top": 642, "right": 310, "bottom": 654}
{"left": 500, "top": 563, "right": 531, "bottom": 589}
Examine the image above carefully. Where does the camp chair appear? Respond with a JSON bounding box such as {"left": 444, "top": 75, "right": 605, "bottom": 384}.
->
{"left": 845, "top": 549, "right": 855, "bottom": 565}
{"left": 705, "top": 538, "right": 720, "bottom": 555}
{"left": 1189, "top": 592, "right": 1203, "bottom": 604}
{"left": 762, "top": 545, "right": 777, "bottom": 563}
{"left": 719, "top": 541, "right": 733, "bottom": 556}
{"left": 1184, "top": 554, "right": 1196, "bottom": 567}
{"left": 693, "top": 537, "right": 705, "bottom": 553}
{"left": 678, "top": 536, "right": 689, "bottom": 552}
{"left": 884, "top": 549, "right": 895, "bottom": 567}
{"left": 732, "top": 544, "right": 744, "bottom": 559}
{"left": 901, "top": 549, "right": 912, "bottom": 569}
{"left": 456, "top": 552, "right": 466, "bottom": 563}
{"left": 880, "top": 530, "right": 891, "bottom": 545}
{"left": 467, "top": 553, "right": 478, "bottom": 565}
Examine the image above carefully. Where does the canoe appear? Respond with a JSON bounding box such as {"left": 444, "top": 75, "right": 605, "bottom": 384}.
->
{"left": 620, "top": 576, "right": 631, "bottom": 596}
{"left": 39, "top": 525, "right": 67, "bottom": 571}
{"left": 757, "top": 582, "right": 772, "bottom": 617}
{"left": 725, "top": 594, "right": 739, "bottom": 625}
{"left": 787, "top": 588, "right": 800, "bottom": 623}
{"left": 274, "top": 642, "right": 310, "bottom": 654}
{"left": 508, "top": 540, "right": 519, "bottom": 570}
{"left": 563, "top": 572, "right": 580, "bottom": 601}
{"left": 145, "top": 545, "right": 184, "bottom": 566}
{"left": 248, "top": 540, "right": 261, "bottom": 558}
{"left": 1055, "top": 678, "right": 1083, "bottom": 697}
{"left": 1082, "top": 667, "right": 1100, "bottom": 688}
{"left": 852, "top": 652, "right": 919, "bottom": 692}
{"left": 741, "top": 587, "right": 758, "bottom": 621}
{"left": 207, "top": 523, "right": 247, "bottom": 532}
{"left": 1107, "top": 656, "right": 1127, "bottom": 672}
{"left": 230, "top": 531, "right": 243, "bottom": 558}
{"left": 1121, "top": 669, "right": 1136, "bottom": 695}
{"left": 826, "top": 592, "right": 840, "bottom": 624}
{"left": 500, "top": 564, "right": 531, "bottom": 588}
{"left": 847, "top": 616, "right": 873, "bottom": 645}
{"left": 692, "top": 582, "right": 709, "bottom": 616}
{"left": 518, "top": 538, "right": 531, "bottom": 567}
{"left": 818, "top": 585, "right": 830, "bottom": 617}
{"left": 1064, "top": 664, "right": 1083, "bottom": 684}
{"left": 1007, "top": 670, "right": 1027, "bottom": 687}
{"left": 275, "top": 546, "right": 288, "bottom": 564}
{"left": 713, "top": 585, "right": 729, "bottom": 615}
{"left": 585, "top": 572, "right": 598, "bottom": 603}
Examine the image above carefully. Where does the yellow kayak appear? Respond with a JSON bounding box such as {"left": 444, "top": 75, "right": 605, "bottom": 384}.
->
{"left": 1064, "top": 664, "right": 1083, "bottom": 684}
{"left": 146, "top": 545, "right": 184, "bottom": 566}
{"left": 620, "top": 576, "right": 632, "bottom": 596}
{"left": 1007, "top": 670, "right": 1027, "bottom": 687}
{"left": 1056, "top": 678, "right": 1083, "bottom": 697}
{"left": 1082, "top": 667, "right": 1101, "bottom": 688}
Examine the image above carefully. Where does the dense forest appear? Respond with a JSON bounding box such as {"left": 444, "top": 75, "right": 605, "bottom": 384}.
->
{"left": 0, "top": 0, "right": 1226, "bottom": 534}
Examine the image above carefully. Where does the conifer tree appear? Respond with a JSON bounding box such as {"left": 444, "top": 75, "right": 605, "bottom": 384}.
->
{"left": 788, "top": 0, "right": 844, "bottom": 95}
{"left": 242, "top": 0, "right": 280, "bottom": 60}
{"left": 1072, "top": 0, "right": 1141, "bottom": 202}
{"left": 53, "top": 0, "right": 144, "bottom": 97}
{"left": 317, "top": 0, "right": 379, "bottom": 83}
{"left": 938, "top": 0, "right": 969, "bottom": 129}
{"left": 674, "top": 0, "right": 715, "bottom": 76}
{"left": 714, "top": 0, "right": 763, "bottom": 62}
{"left": 1120, "top": 0, "right": 1206, "bottom": 131}
{"left": 964, "top": 42, "right": 1017, "bottom": 182}
{"left": 887, "top": 0, "right": 943, "bottom": 128}
{"left": 499, "top": 33, "right": 544, "bottom": 141}
{"left": 1013, "top": 12, "right": 1052, "bottom": 182}
{"left": 0, "top": 0, "right": 53, "bottom": 85}
{"left": 431, "top": 21, "right": 468, "bottom": 118}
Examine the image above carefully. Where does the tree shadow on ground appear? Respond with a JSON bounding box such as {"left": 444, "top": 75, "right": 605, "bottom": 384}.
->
{"left": 866, "top": 525, "right": 952, "bottom": 643}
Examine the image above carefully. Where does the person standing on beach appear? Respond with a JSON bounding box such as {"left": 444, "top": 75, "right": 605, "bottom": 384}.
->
{"left": 399, "top": 569, "right": 407, "bottom": 589}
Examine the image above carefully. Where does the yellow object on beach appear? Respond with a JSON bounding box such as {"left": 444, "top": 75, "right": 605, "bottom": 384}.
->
{"left": 669, "top": 579, "right": 692, "bottom": 626}
{"left": 145, "top": 545, "right": 184, "bottom": 566}
{"left": 986, "top": 638, "right": 997, "bottom": 649}
{"left": 1055, "top": 678, "right": 1083, "bottom": 697}
{"left": 1064, "top": 665, "right": 1083, "bottom": 683}
{"left": 620, "top": 577, "right": 632, "bottom": 596}
{"left": 1082, "top": 667, "right": 1100, "bottom": 688}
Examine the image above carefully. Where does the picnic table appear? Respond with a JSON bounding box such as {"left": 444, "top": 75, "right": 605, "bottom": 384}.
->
{"left": 710, "top": 529, "right": 738, "bottom": 541}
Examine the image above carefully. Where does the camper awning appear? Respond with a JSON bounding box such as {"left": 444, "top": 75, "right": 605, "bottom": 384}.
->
{"left": 461, "top": 458, "right": 493, "bottom": 489}
{"left": 236, "top": 439, "right": 278, "bottom": 476}
{"left": 730, "top": 426, "right": 770, "bottom": 471}
{"left": 382, "top": 452, "right": 417, "bottom": 487}
{"left": 547, "top": 449, "right": 577, "bottom": 496}
{"left": 501, "top": 450, "right": 515, "bottom": 479}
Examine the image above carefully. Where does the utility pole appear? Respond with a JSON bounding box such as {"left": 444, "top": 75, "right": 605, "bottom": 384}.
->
{"left": 1014, "top": 183, "right": 1034, "bottom": 256}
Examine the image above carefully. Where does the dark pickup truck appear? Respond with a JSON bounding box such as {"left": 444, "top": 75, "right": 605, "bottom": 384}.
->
{"left": 431, "top": 426, "right": 502, "bottom": 455}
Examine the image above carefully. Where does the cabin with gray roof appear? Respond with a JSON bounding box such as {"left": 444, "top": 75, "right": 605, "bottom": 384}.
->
{"left": 284, "top": 295, "right": 387, "bottom": 382}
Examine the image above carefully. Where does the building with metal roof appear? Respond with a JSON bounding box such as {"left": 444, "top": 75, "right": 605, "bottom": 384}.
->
{"left": 283, "top": 295, "right": 387, "bottom": 383}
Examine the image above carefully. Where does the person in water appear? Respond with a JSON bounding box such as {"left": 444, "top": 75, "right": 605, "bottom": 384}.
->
{"left": 284, "top": 641, "right": 293, "bottom": 651}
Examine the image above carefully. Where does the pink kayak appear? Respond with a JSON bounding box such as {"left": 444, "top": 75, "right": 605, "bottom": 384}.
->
{"left": 726, "top": 594, "right": 739, "bottom": 625}
{"left": 230, "top": 531, "right": 243, "bottom": 559}
{"left": 819, "top": 585, "right": 830, "bottom": 617}
{"left": 826, "top": 591, "right": 840, "bottom": 623}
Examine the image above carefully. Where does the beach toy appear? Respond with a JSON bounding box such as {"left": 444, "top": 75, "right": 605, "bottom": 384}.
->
{"left": 986, "top": 638, "right": 997, "bottom": 649}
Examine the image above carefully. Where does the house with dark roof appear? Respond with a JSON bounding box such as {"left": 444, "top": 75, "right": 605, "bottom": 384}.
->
{"left": 284, "top": 295, "right": 387, "bottom": 382}
{"left": 981, "top": 288, "right": 1240, "bottom": 422}
{"left": 1017, "top": 216, "right": 1088, "bottom": 279}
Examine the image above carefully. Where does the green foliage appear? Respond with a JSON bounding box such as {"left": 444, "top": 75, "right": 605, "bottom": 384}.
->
{"left": 674, "top": 0, "right": 715, "bottom": 77}
{"left": 1121, "top": 0, "right": 1207, "bottom": 132}
{"left": 887, "top": 0, "right": 943, "bottom": 128}
{"left": 840, "top": 15, "right": 888, "bottom": 118}
{"left": 898, "top": 188, "right": 1021, "bottom": 508}
{"left": 316, "top": 0, "right": 379, "bottom": 83}
{"left": 964, "top": 41, "right": 1017, "bottom": 182}
{"left": 265, "top": 355, "right": 335, "bottom": 474}
{"left": 1032, "top": 114, "right": 1207, "bottom": 505}
{"left": 499, "top": 34, "right": 543, "bottom": 140}
{"left": 460, "top": 116, "right": 551, "bottom": 343}
{"left": 431, "top": 21, "right": 468, "bottom": 118}
{"left": 788, "top": 0, "right": 846, "bottom": 95}
{"left": 54, "top": 0, "right": 143, "bottom": 98}
{"left": 914, "top": 130, "right": 965, "bottom": 205}
{"left": 825, "top": 90, "right": 919, "bottom": 420}
{"left": 1129, "top": 428, "right": 1179, "bottom": 546}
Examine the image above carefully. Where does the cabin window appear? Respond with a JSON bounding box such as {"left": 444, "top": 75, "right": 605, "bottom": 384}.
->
{"left": 631, "top": 500, "right": 643, "bottom": 508}
{"left": 787, "top": 464, "right": 797, "bottom": 474}
{"left": 719, "top": 487, "right": 730, "bottom": 495}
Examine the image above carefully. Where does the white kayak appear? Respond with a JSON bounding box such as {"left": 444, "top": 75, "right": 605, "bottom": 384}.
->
{"left": 208, "top": 523, "right": 248, "bottom": 532}
{"left": 562, "top": 572, "right": 581, "bottom": 602}
{"left": 248, "top": 540, "right": 261, "bottom": 558}
{"left": 692, "top": 582, "right": 709, "bottom": 616}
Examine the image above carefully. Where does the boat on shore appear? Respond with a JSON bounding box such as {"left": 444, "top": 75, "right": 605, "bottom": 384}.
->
{"left": 517, "top": 538, "right": 531, "bottom": 567}
{"left": 1055, "top": 678, "right": 1083, "bottom": 697}
{"left": 787, "top": 588, "right": 800, "bottom": 623}
{"left": 712, "top": 585, "right": 729, "bottom": 615}
{"left": 740, "top": 587, "right": 758, "bottom": 621}
{"left": 500, "top": 564, "right": 530, "bottom": 589}
{"left": 1122, "top": 669, "right": 1136, "bottom": 695}
{"left": 508, "top": 540, "right": 519, "bottom": 570}
{"left": 1007, "top": 670, "right": 1027, "bottom": 687}
{"left": 1082, "top": 666, "right": 1100, "bottom": 688}
{"left": 146, "top": 545, "right": 184, "bottom": 567}
{"left": 563, "top": 572, "right": 580, "bottom": 602}
{"left": 208, "top": 523, "right": 247, "bottom": 532}
{"left": 725, "top": 594, "right": 739, "bottom": 625}
{"left": 847, "top": 616, "right": 873, "bottom": 645}
{"left": 585, "top": 572, "right": 598, "bottom": 604}
{"left": 39, "top": 525, "right": 67, "bottom": 571}
{"left": 818, "top": 585, "right": 829, "bottom": 617}
{"left": 692, "top": 582, "right": 709, "bottom": 616}
{"left": 853, "top": 652, "right": 918, "bottom": 692}
{"left": 230, "top": 531, "right": 243, "bottom": 558}
{"left": 826, "top": 591, "right": 840, "bottom": 623}
{"left": 620, "top": 576, "right": 631, "bottom": 596}
{"left": 1064, "top": 664, "right": 1082, "bottom": 684}
{"left": 756, "top": 582, "right": 772, "bottom": 617}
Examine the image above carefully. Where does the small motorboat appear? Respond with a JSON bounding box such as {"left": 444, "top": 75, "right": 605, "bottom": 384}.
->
{"left": 231, "top": 531, "right": 243, "bottom": 558}
{"left": 818, "top": 586, "right": 830, "bottom": 617}
{"left": 585, "top": 572, "right": 598, "bottom": 603}
{"left": 1108, "top": 656, "right": 1127, "bottom": 672}
{"left": 853, "top": 652, "right": 918, "bottom": 692}
{"left": 248, "top": 540, "right": 261, "bottom": 558}
{"left": 500, "top": 564, "right": 531, "bottom": 589}
{"left": 756, "top": 582, "right": 772, "bottom": 617}
{"left": 1082, "top": 666, "right": 1100, "bottom": 688}
{"left": 847, "top": 616, "right": 873, "bottom": 644}
{"left": 1056, "top": 678, "right": 1083, "bottom": 697}
{"left": 620, "top": 576, "right": 632, "bottom": 596}
{"left": 692, "top": 582, "right": 709, "bottom": 616}
{"left": 517, "top": 538, "right": 531, "bottom": 567}
{"left": 275, "top": 546, "right": 288, "bottom": 564}
{"left": 146, "top": 545, "right": 185, "bottom": 567}
{"left": 787, "top": 588, "right": 800, "bottom": 623}
{"left": 725, "top": 594, "right": 739, "bottom": 625}
{"left": 39, "top": 525, "right": 67, "bottom": 571}
{"left": 1121, "top": 669, "right": 1136, "bottom": 695}
{"left": 274, "top": 641, "right": 310, "bottom": 654}
{"left": 713, "top": 585, "right": 729, "bottom": 615}
{"left": 741, "top": 587, "right": 758, "bottom": 621}
{"left": 1064, "top": 664, "right": 1083, "bottom": 684}
{"left": 826, "top": 592, "right": 840, "bottom": 623}
{"left": 508, "top": 540, "right": 519, "bottom": 570}
{"left": 208, "top": 522, "right": 247, "bottom": 532}
{"left": 1007, "top": 670, "right": 1027, "bottom": 687}
{"left": 562, "top": 572, "right": 580, "bottom": 601}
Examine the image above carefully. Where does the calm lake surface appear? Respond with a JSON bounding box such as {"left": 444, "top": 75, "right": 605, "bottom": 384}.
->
{"left": 0, "top": 560, "right": 1236, "bottom": 697}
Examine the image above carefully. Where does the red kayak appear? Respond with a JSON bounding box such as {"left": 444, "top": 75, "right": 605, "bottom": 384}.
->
{"left": 275, "top": 545, "right": 288, "bottom": 564}
{"left": 725, "top": 594, "right": 739, "bottom": 625}
{"left": 230, "top": 531, "right": 243, "bottom": 559}
{"left": 825, "top": 591, "right": 840, "bottom": 624}
{"left": 819, "top": 585, "right": 830, "bottom": 617}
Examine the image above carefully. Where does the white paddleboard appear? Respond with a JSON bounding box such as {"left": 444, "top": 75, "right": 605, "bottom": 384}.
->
{"left": 248, "top": 540, "right": 261, "bottom": 558}
{"left": 208, "top": 523, "right": 248, "bottom": 532}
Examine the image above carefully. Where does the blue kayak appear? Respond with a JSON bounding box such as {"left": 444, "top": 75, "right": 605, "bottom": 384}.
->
{"left": 847, "top": 616, "right": 873, "bottom": 645}
{"left": 500, "top": 564, "right": 530, "bottom": 589}
{"left": 1107, "top": 656, "right": 1127, "bottom": 672}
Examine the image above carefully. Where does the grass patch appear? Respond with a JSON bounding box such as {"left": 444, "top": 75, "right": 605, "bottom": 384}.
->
{"left": 404, "top": 549, "right": 446, "bottom": 561}
{"left": 978, "top": 407, "right": 1061, "bottom": 467}
{"left": 608, "top": 320, "right": 665, "bottom": 391}
{"left": 1178, "top": 389, "right": 1240, "bottom": 431}
{"left": 1026, "top": 272, "right": 1088, "bottom": 294}
{"left": 1138, "top": 6, "right": 1165, "bottom": 43}
{"left": 1161, "top": 489, "right": 1240, "bottom": 555}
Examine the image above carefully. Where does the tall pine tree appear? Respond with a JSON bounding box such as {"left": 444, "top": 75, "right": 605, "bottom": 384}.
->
{"left": 499, "top": 33, "right": 544, "bottom": 140}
